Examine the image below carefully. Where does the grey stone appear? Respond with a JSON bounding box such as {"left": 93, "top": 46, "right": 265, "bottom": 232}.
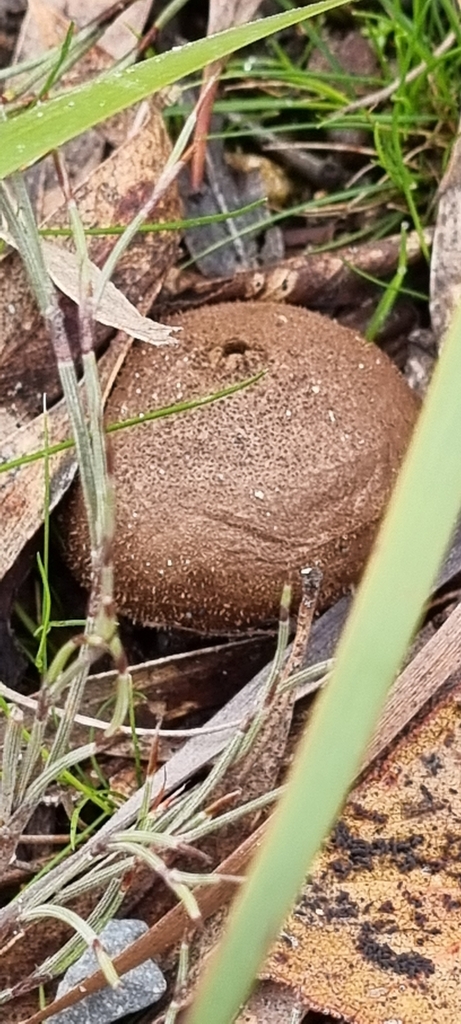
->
{"left": 48, "top": 918, "right": 166, "bottom": 1024}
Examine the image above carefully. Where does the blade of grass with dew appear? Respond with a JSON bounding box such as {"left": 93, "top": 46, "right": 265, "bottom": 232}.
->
{"left": 0, "top": 1, "right": 350, "bottom": 180}
{"left": 186, "top": 301, "right": 461, "bottom": 1022}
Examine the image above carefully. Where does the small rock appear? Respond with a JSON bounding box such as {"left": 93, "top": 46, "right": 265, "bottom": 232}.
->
{"left": 48, "top": 919, "right": 166, "bottom": 1024}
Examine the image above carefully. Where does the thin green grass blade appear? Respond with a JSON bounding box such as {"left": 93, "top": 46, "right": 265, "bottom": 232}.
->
{"left": 0, "top": 372, "right": 264, "bottom": 476}
{"left": 0, "top": 1, "right": 349, "bottom": 180}
{"left": 186, "top": 307, "right": 461, "bottom": 1022}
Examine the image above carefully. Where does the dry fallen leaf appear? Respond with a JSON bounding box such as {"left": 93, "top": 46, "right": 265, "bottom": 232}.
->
{"left": 264, "top": 675, "right": 461, "bottom": 1023}
{"left": 206, "top": 0, "right": 263, "bottom": 36}
{"left": 42, "top": 241, "right": 175, "bottom": 345}
{"left": 235, "top": 980, "right": 304, "bottom": 1024}
{"left": 0, "top": 96, "right": 180, "bottom": 427}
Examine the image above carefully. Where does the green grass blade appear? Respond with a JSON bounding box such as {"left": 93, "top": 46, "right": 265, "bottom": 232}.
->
{"left": 0, "top": 1, "right": 349, "bottom": 180}
{"left": 186, "top": 310, "right": 461, "bottom": 1020}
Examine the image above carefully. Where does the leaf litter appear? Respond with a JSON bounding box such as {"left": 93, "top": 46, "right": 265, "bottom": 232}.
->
{"left": 2, "top": 3, "right": 461, "bottom": 1023}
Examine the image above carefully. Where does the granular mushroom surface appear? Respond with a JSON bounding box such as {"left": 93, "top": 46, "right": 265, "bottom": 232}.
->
{"left": 63, "top": 301, "right": 419, "bottom": 633}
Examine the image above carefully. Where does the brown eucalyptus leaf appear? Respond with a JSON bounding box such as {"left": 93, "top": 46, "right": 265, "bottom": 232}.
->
{"left": 0, "top": 97, "right": 181, "bottom": 425}
{"left": 264, "top": 676, "right": 461, "bottom": 1023}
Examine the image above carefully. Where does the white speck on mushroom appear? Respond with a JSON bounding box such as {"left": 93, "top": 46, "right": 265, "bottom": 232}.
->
{"left": 167, "top": 559, "right": 173, "bottom": 566}
{"left": 7, "top": 303, "right": 15, "bottom": 315}
{"left": 254, "top": 489, "right": 265, "bottom": 500}
{"left": 285, "top": 409, "right": 292, "bottom": 418}
{"left": 328, "top": 409, "right": 336, "bottom": 424}
{"left": 312, "top": 384, "right": 320, "bottom": 395}
{"left": 358, "top": 362, "right": 365, "bottom": 369}
{"left": 135, "top": 388, "right": 141, "bottom": 395}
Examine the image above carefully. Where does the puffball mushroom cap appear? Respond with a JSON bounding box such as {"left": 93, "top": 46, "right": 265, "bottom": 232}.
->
{"left": 63, "top": 302, "right": 419, "bottom": 633}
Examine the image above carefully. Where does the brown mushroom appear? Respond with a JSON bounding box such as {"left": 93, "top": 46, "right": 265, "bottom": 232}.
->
{"left": 62, "top": 302, "right": 419, "bottom": 633}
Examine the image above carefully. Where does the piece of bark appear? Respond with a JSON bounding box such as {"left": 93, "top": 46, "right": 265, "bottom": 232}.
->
{"left": 264, "top": 677, "right": 461, "bottom": 1023}
{"left": 158, "top": 228, "right": 432, "bottom": 315}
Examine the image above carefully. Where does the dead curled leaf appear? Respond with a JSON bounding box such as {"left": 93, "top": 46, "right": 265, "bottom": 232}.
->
{"left": 41, "top": 241, "right": 175, "bottom": 346}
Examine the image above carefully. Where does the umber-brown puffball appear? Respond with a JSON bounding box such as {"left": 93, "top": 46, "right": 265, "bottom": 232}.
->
{"left": 63, "top": 302, "right": 419, "bottom": 633}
